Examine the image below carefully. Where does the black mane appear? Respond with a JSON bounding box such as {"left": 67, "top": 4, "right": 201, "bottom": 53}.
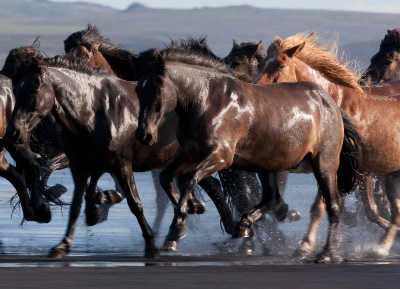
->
{"left": 160, "top": 42, "right": 231, "bottom": 74}
{"left": 64, "top": 24, "right": 137, "bottom": 80}
{"left": 44, "top": 56, "right": 110, "bottom": 76}
{"left": 168, "top": 37, "right": 221, "bottom": 60}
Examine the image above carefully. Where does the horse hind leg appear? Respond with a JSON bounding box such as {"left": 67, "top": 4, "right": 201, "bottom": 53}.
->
{"left": 151, "top": 169, "right": 170, "bottom": 236}
{"left": 311, "top": 155, "right": 344, "bottom": 263}
{"left": 376, "top": 172, "right": 400, "bottom": 256}
{"left": 294, "top": 192, "right": 326, "bottom": 258}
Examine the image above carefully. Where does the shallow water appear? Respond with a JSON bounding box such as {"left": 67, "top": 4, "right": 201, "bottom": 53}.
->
{"left": 1, "top": 153, "right": 399, "bottom": 267}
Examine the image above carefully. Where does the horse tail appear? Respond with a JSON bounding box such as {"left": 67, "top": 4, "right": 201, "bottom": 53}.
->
{"left": 337, "top": 109, "right": 365, "bottom": 195}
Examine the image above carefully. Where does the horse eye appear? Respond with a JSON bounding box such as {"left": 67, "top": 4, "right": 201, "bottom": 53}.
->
{"left": 155, "top": 103, "right": 161, "bottom": 113}
{"left": 279, "top": 65, "right": 285, "bottom": 70}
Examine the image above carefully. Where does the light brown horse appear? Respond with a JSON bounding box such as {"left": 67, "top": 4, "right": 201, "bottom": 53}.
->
{"left": 256, "top": 32, "right": 400, "bottom": 256}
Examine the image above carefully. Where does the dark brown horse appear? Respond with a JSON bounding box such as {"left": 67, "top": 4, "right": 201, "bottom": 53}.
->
{"left": 1, "top": 43, "right": 69, "bottom": 208}
{"left": 4, "top": 52, "right": 239, "bottom": 258}
{"left": 63, "top": 27, "right": 239, "bottom": 240}
{"left": 0, "top": 75, "right": 34, "bottom": 221}
{"left": 133, "top": 46, "right": 364, "bottom": 262}
{"left": 256, "top": 32, "right": 400, "bottom": 256}
{"left": 360, "top": 28, "right": 400, "bottom": 85}
{"left": 64, "top": 26, "right": 293, "bottom": 254}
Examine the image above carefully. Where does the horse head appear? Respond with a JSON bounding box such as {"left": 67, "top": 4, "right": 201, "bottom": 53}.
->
{"left": 5, "top": 55, "right": 53, "bottom": 148}
{"left": 360, "top": 28, "right": 400, "bottom": 85}
{"left": 133, "top": 49, "right": 177, "bottom": 146}
{"left": 224, "top": 40, "right": 264, "bottom": 80}
{"left": 0, "top": 39, "right": 43, "bottom": 79}
{"left": 64, "top": 24, "right": 136, "bottom": 80}
{"left": 255, "top": 41, "right": 304, "bottom": 84}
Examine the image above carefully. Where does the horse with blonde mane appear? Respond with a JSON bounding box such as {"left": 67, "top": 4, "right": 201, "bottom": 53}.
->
{"left": 256, "top": 31, "right": 400, "bottom": 257}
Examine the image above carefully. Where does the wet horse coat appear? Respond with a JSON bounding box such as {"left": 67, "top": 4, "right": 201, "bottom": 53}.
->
{"left": 133, "top": 47, "right": 363, "bottom": 262}
{"left": 256, "top": 32, "right": 400, "bottom": 256}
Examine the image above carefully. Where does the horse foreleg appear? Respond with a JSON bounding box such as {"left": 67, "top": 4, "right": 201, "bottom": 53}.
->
{"left": 164, "top": 151, "right": 229, "bottom": 248}
{"left": 116, "top": 163, "right": 159, "bottom": 258}
{"left": 377, "top": 172, "right": 400, "bottom": 255}
{"left": 48, "top": 164, "right": 89, "bottom": 258}
{"left": 0, "top": 149, "right": 33, "bottom": 221}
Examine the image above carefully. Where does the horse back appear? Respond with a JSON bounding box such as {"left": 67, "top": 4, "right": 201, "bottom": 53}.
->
{"left": 232, "top": 81, "right": 343, "bottom": 171}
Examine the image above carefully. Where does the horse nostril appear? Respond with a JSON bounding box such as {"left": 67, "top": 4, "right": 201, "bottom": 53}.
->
{"left": 12, "top": 130, "right": 22, "bottom": 143}
{"left": 144, "top": 133, "right": 153, "bottom": 144}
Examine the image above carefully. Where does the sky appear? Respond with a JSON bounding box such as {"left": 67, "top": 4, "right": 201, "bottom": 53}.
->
{"left": 48, "top": 0, "right": 400, "bottom": 14}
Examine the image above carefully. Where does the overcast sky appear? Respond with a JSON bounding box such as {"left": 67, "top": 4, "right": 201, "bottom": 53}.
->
{"left": 48, "top": 0, "right": 400, "bottom": 14}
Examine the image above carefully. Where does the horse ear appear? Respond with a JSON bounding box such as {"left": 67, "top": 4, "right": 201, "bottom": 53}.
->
{"left": 285, "top": 42, "right": 306, "bottom": 58}
{"left": 257, "top": 40, "right": 262, "bottom": 51}
{"left": 233, "top": 39, "right": 239, "bottom": 48}
{"left": 393, "top": 30, "right": 400, "bottom": 46}
{"left": 154, "top": 52, "right": 165, "bottom": 70}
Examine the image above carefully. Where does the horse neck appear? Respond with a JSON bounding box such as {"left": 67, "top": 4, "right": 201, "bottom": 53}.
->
{"left": 93, "top": 53, "right": 117, "bottom": 76}
{"left": 292, "top": 58, "right": 350, "bottom": 106}
{"left": 167, "top": 63, "right": 207, "bottom": 110}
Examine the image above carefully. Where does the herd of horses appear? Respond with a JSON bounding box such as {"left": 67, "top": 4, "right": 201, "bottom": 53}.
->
{"left": 0, "top": 24, "right": 400, "bottom": 262}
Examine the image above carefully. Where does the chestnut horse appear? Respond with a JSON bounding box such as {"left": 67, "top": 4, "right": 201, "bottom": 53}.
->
{"left": 256, "top": 32, "right": 400, "bottom": 256}
{"left": 133, "top": 46, "right": 364, "bottom": 262}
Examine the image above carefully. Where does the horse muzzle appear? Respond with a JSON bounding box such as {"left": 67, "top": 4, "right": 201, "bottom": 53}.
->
{"left": 135, "top": 126, "right": 157, "bottom": 146}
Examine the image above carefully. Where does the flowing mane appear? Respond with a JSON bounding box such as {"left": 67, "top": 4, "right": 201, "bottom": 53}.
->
{"left": 44, "top": 56, "right": 110, "bottom": 76}
{"left": 64, "top": 24, "right": 136, "bottom": 80}
{"left": 268, "top": 32, "right": 364, "bottom": 96}
{"left": 158, "top": 40, "right": 252, "bottom": 82}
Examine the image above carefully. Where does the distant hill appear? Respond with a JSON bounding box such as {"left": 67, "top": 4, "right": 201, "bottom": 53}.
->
{"left": 0, "top": 1, "right": 398, "bottom": 70}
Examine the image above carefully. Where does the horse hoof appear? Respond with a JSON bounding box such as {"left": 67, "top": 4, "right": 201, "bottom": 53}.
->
{"left": 238, "top": 238, "right": 255, "bottom": 256}
{"left": 162, "top": 240, "right": 179, "bottom": 252}
{"left": 33, "top": 203, "right": 52, "bottom": 223}
{"left": 46, "top": 184, "right": 68, "bottom": 199}
{"left": 85, "top": 204, "right": 100, "bottom": 226}
{"left": 188, "top": 198, "right": 205, "bottom": 214}
{"left": 145, "top": 245, "right": 160, "bottom": 258}
{"left": 284, "top": 209, "right": 301, "bottom": 223}
{"left": 293, "top": 248, "right": 310, "bottom": 259}
{"left": 315, "top": 250, "right": 343, "bottom": 263}
{"left": 275, "top": 203, "right": 289, "bottom": 222}
{"left": 48, "top": 247, "right": 67, "bottom": 259}
{"left": 232, "top": 225, "right": 253, "bottom": 239}
{"left": 96, "top": 190, "right": 124, "bottom": 205}
{"left": 166, "top": 226, "right": 186, "bottom": 241}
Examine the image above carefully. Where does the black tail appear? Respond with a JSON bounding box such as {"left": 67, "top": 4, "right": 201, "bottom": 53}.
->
{"left": 337, "top": 109, "right": 365, "bottom": 195}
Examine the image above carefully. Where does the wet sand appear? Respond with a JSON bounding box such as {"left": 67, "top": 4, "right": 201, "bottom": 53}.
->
{"left": 0, "top": 255, "right": 399, "bottom": 289}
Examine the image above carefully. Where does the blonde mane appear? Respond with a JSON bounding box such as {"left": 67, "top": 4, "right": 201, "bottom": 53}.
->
{"left": 268, "top": 32, "right": 365, "bottom": 96}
